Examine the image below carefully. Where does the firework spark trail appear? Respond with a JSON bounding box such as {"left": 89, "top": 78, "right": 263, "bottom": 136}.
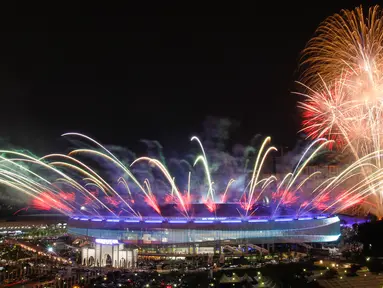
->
{"left": 221, "top": 178, "right": 235, "bottom": 203}
{"left": 191, "top": 136, "right": 214, "bottom": 202}
{"left": 84, "top": 181, "right": 106, "bottom": 194}
{"left": 285, "top": 139, "right": 332, "bottom": 192}
{"left": 131, "top": 157, "right": 189, "bottom": 218}
{"left": 301, "top": 5, "right": 383, "bottom": 89}
{"left": 254, "top": 176, "right": 277, "bottom": 204}
{"left": 118, "top": 177, "right": 134, "bottom": 201}
{"left": 0, "top": 157, "right": 79, "bottom": 214}
{"left": 298, "top": 5, "right": 383, "bottom": 217}
{"left": 0, "top": 168, "right": 79, "bottom": 214}
{"left": 31, "top": 191, "right": 73, "bottom": 213}
{"left": 43, "top": 155, "right": 140, "bottom": 217}
{"left": 143, "top": 178, "right": 161, "bottom": 215}
{"left": 246, "top": 137, "right": 277, "bottom": 216}
{"left": 187, "top": 171, "right": 191, "bottom": 201}
{"left": 0, "top": 150, "right": 116, "bottom": 216}
{"left": 272, "top": 190, "right": 298, "bottom": 207}
{"left": 0, "top": 156, "right": 55, "bottom": 187}
{"left": 41, "top": 154, "right": 113, "bottom": 194}
{"left": 272, "top": 140, "right": 332, "bottom": 218}
{"left": 0, "top": 174, "right": 73, "bottom": 215}
{"left": 326, "top": 168, "right": 383, "bottom": 213}
{"left": 300, "top": 151, "right": 383, "bottom": 216}
{"left": 0, "top": 132, "right": 371, "bottom": 218}
{"left": 63, "top": 133, "right": 155, "bottom": 210}
{"left": 67, "top": 147, "right": 168, "bottom": 216}
{"left": 294, "top": 171, "right": 322, "bottom": 193}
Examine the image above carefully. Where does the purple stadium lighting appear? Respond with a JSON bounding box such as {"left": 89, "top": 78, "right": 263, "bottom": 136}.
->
{"left": 91, "top": 219, "right": 103, "bottom": 222}
{"left": 80, "top": 218, "right": 88, "bottom": 221}
{"left": 316, "top": 216, "right": 327, "bottom": 219}
{"left": 275, "top": 218, "right": 294, "bottom": 222}
{"left": 194, "top": 220, "right": 214, "bottom": 224}
{"left": 106, "top": 219, "right": 120, "bottom": 222}
{"left": 168, "top": 220, "right": 188, "bottom": 224}
{"left": 124, "top": 220, "right": 140, "bottom": 223}
{"left": 145, "top": 220, "right": 163, "bottom": 223}
{"left": 248, "top": 219, "right": 268, "bottom": 223}
{"left": 298, "top": 217, "right": 313, "bottom": 220}
{"left": 221, "top": 220, "right": 241, "bottom": 223}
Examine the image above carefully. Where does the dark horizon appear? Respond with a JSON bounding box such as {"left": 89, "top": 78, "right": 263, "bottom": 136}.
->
{"left": 0, "top": 1, "right": 379, "bottom": 155}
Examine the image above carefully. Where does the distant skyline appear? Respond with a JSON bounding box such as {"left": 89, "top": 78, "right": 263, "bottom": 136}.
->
{"left": 0, "top": 1, "right": 379, "bottom": 154}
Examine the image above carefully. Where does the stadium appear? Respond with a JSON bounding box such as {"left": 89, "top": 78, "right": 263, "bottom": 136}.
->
{"left": 68, "top": 203, "right": 341, "bottom": 268}
{"left": 0, "top": 134, "right": 351, "bottom": 268}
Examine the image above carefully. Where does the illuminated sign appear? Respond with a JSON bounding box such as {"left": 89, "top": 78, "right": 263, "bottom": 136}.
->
{"left": 95, "top": 239, "right": 119, "bottom": 245}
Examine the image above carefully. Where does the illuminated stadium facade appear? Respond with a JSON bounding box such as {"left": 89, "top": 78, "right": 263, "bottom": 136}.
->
{"left": 68, "top": 215, "right": 341, "bottom": 245}
{"left": 69, "top": 203, "right": 341, "bottom": 267}
{"left": 69, "top": 203, "right": 341, "bottom": 243}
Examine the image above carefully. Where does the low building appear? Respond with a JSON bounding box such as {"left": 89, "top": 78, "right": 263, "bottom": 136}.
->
{"left": 81, "top": 239, "right": 137, "bottom": 268}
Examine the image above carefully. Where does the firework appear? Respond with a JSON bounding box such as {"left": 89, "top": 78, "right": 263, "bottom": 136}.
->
{"left": 301, "top": 5, "right": 383, "bottom": 89}
{"left": 0, "top": 132, "right": 356, "bottom": 219}
{"left": 299, "top": 5, "right": 383, "bottom": 218}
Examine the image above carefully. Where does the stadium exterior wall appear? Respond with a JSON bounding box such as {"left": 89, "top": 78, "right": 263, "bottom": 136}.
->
{"left": 68, "top": 216, "right": 341, "bottom": 245}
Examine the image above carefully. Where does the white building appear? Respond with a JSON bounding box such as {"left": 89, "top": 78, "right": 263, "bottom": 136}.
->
{"left": 81, "top": 239, "right": 138, "bottom": 268}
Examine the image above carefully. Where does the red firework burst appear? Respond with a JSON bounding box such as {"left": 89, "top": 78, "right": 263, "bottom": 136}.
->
{"left": 164, "top": 194, "right": 173, "bottom": 204}
{"left": 83, "top": 191, "right": 98, "bottom": 206}
{"left": 164, "top": 191, "right": 191, "bottom": 215}
{"left": 58, "top": 191, "right": 75, "bottom": 202}
{"left": 272, "top": 190, "right": 298, "bottom": 207}
{"left": 240, "top": 194, "right": 254, "bottom": 212}
{"left": 203, "top": 198, "right": 216, "bottom": 213}
{"left": 31, "top": 191, "right": 73, "bottom": 212}
{"left": 299, "top": 84, "right": 347, "bottom": 150}
{"left": 313, "top": 193, "right": 330, "bottom": 211}
{"left": 144, "top": 196, "right": 161, "bottom": 215}
{"left": 105, "top": 196, "right": 122, "bottom": 207}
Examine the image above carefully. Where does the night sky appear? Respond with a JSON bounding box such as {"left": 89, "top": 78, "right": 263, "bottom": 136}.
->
{"left": 0, "top": 1, "right": 379, "bottom": 154}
